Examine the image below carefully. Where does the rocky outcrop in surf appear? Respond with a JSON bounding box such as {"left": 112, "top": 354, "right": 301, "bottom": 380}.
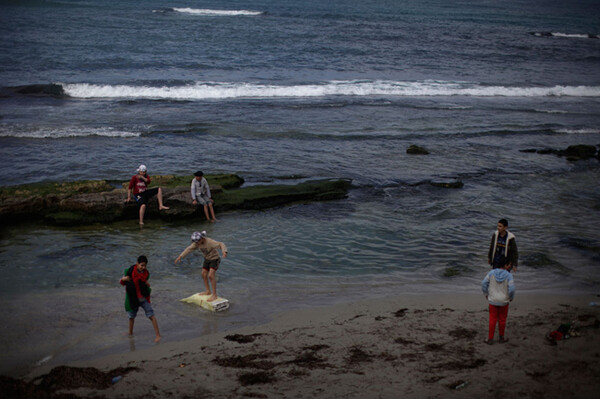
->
{"left": 406, "top": 145, "right": 430, "bottom": 155}
{"left": 0, "top": 174, "right": 352, "bottom": 226}
{"left": 10, "top": 84, "right": 66, "bottom": 98}
{"left": 520, "top": 144, "right": 599, "bottom": 161}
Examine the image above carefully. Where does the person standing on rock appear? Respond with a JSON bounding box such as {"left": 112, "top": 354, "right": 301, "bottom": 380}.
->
{"left": 191, "top": 171, "right": 217, "bottom": 222}
{"left": 125, "top": 164, "right": 169, "bottom": 225}
{"left": 488, "top": 218, "right": 518, "bottom": 272}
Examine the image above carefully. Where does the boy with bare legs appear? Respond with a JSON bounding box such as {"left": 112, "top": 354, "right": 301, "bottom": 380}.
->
{"left": 175, "top": 231, "right": 228, "bottom": 302}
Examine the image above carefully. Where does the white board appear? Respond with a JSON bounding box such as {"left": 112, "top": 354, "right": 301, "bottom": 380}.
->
{"left": 181, "top": 293, "right": 229, "bottom": 312}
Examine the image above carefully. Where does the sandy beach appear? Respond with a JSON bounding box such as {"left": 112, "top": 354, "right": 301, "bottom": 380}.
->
{"left": 2, "top": 1, "right": 600, "bottom": 398}
{"left": 4, "top": 292, "right": 599, "bottom": 399}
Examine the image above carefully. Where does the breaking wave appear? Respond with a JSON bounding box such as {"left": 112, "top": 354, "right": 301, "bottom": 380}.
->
{"left": 156, "top": 8, "right": 263, "bottom": 16}
{"left": 60, "top": 80, "right": 600, "bottom": 100}
{"left": 529, "top": 31, "right": 599, "bottom": 39}
{"left": 0, "top": 126, "right": 141, "bottom": 139}
{"left": 556, "top": 128, "right": 600, "bottom": 135}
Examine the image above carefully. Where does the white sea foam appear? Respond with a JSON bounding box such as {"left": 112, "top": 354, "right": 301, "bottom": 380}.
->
{"left": 533, "top": 109, "right": 569, "bottom": 114}
{"left": 171, "top": 8, "right": 263, "bottom": 16}
{"left": 0, "top": 126, "right": 141, "bottom": 138}
{"left": 556, "top": 128, "right": 600, "bottom": 135}
{"left": 36, "top": 355, "right": 53, "bottom": 366}
{"left": 551, "top": 32, "right": 597, "bottom": 39}
{"left": 61, "top": 81, "right": 600, "bottom": 100}
{"left": 532, "top": 32, "right": 598, "bottom": 39}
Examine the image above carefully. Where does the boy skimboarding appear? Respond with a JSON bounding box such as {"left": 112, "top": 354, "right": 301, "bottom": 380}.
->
{"left": 175, "top": 231, "right": 228, "bottom": 302}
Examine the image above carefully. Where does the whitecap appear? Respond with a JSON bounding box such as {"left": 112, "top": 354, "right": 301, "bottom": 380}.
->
{"left": 61, "top": 80, "right": 600, "bottom": 100}
{"left": 533, "top": 109, "right": 569, "bottom": 114}
{"left": 551, "top": 32, "right": 598, "bottom": 39}
{"left": 0, "top": 126, "right": 141, "bottom": 139}
{"left": 531, "top": 32, "right": 599, "bottom": 39}
{"left": 172, "top": 8, "right": 263, "bottom": 16}
{"left": 556, "top": 128, "right": 600, "bottom": 134}
{"left": 36, "top": 355, "right": 53, "bottom": 366}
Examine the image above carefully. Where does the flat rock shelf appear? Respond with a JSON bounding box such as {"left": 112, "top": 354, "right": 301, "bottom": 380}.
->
{"left": 0, "top": 175, "right": 352, "bottom": 226}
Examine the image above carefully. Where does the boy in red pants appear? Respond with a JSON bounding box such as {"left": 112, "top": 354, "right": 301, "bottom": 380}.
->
{"left": 481, "top": 263, "right": 515, "bottom": 344}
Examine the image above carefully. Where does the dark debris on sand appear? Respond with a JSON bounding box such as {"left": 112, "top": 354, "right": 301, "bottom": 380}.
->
{"left": 238, "top": 371, "right": 277, "bottom": 386}
{"left": 212, "top": 353, "right": 276, "bottom": 370}
{"left": 35, "top": 366, "right": 137, "bottom": 391}
{"left": 448, "top": 327, "right": 478, "bottom": 340}
{"left": 225, "top": 333, "right": 264, "bottom": 344}
{"left": 1, "top": 366, "right": 137, "bottom": 399}
{"left": 345, "top": 346, "right": 375, "bottom": 364}
{"left": 301, "top": 344, "right": 330, "bottom": 352}
{"left": 288, "top": 351, "right": 331, "bottom": 369}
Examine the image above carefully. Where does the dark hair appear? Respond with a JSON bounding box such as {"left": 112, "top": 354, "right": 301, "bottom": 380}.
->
{"left": 194, "top": 171, "right": 204, "bottom": 177}
{"left": 137, "top": 255, "right": 148, "bottom": 264}
{"left": 498, "top": 219, "right": 508, "bottom": 227}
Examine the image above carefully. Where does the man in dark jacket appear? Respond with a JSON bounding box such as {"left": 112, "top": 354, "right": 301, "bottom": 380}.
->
{"left": 488, "top": 219, "right": 518, "bottom": 272}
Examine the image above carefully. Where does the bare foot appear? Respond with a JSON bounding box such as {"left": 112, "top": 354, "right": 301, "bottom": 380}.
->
{"left": 159, "top": 205, "right": 169, "bottom": 210}
{"left": 154, "top": 335, "right": 162, "bottom": 343}
{"left": 207, "top": 295, "right": 218, "bottom": 302}
{"left": 197, "top": 291, "right": 211, "bottom": 296}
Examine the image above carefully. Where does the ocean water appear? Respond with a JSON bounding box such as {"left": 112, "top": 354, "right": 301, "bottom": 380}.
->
{"left": 1, "top": 0, "right": 600, "bottom": 376}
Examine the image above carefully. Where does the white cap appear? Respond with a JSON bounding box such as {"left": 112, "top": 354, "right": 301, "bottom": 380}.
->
{"left": 137, "top": 164, "right": 147, "bottom": 172}
{"left": 191, "top": 231, "right": 206, "bottom": 242}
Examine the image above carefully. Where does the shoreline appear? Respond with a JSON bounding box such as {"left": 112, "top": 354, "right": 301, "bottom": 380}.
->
{"left": 14, "top": 292, "right": 600, "bottom": 398}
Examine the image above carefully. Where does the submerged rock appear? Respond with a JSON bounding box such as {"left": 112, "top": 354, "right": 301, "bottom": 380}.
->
{"left": 14, "top": 83, "right": 66, "bottom": 97}
{"left": 0, "top": 174, "right": 352, "bottom": 226}
{"left": 536, "top": 148, "right": 557, "bottom": 155}
{"left": 429, "top": 179, "right": 464, "bottom": 189}
{"left": 443, "top": 267, "right": 461, "bottom": 277}
{"left": 443, "top": 260, "right": 474, "bottom": 277}
{"left": 521, "top": 252, "right": 571, "bottom": 275}
{"left": 521, "top": 144, "right": 598, "bottom": 161}
{"left": 559, "top": 237, "right": 600, "bottom": 253}
{"left": 406, "top": 145, "right": 430, "bottom": 155}
{"left": 558, "top": 144, "right": 598, "bottom": 161}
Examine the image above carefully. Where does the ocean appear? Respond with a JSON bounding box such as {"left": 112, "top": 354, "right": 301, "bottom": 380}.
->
{"left": 0, "top": 0, "right": 599, "bottom": 376}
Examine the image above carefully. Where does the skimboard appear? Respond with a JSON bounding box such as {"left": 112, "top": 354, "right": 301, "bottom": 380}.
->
{"left": 181, "top": 293, "right": 229, "bottom": 312}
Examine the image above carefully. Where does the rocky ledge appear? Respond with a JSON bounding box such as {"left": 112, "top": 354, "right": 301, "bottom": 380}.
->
{"left": 0, "top": 174, "right": 352, "bottom": 226}
{"left": 520, "top": 144, "right": 600, "bottom": 162}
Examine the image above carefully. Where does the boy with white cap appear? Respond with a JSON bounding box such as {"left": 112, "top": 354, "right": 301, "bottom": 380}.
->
{"left": 125, "top": 164, "right": 169, "bottom": 225}
{"left": 175, "top": 231, "right": 228, "bottom": 302}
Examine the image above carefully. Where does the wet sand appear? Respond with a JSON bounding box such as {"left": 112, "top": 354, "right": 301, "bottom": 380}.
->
{"left": 6, "top": 293, "right": 600, "bottom": 399}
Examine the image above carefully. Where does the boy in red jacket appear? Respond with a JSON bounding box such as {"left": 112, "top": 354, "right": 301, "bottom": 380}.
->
{"left": 120, "top": 255, "right": 161, "bottom": 342}
{"left": 125, "top": 164, "right": 169, "bottom": 225}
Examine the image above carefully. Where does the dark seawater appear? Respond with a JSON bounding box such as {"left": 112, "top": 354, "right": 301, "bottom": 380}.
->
{"left": 0, "top": 0, "right": 599, "bottom": 375}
